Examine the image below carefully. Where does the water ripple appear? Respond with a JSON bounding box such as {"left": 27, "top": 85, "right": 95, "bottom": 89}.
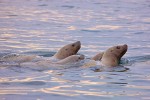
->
{"left": 0, "top": 0, "right": 150, "bottom": 99}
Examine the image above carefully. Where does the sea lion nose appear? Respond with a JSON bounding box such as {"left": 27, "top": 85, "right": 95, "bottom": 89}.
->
{"left": 76, "top": 41, "right": 81, "bottom": 45}
{"left": 79, "top": 55, "right": 85, "bottom": 60}
{"left": 123, "top": 44, "right": 128, "bottom": 50}
{"left": 75, "top": 41, "right": 81, "bottom": 49}
{"left": 123, "top": 44, "right": 128, "bottom": 47}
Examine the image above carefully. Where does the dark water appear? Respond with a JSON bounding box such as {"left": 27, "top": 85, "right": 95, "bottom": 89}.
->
{"left": 0, "top": 0, "right": 150, "bottom": 100}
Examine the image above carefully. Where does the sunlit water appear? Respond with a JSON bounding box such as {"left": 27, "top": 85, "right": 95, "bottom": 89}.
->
{"left": 0, "top": 0, "right": 150, "bottom": 100}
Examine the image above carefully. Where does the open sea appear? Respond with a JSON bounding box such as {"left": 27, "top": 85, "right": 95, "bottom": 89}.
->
{"left": 0, "top": 0, "right": 150, "bottom": 100}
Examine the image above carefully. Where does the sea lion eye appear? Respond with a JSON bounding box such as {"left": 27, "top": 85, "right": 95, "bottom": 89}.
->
{"left": 72, "top": 44, "right": 75, "bottom": 47}
{"left": 116, "top": 46, "right": 120, "bottom": 49}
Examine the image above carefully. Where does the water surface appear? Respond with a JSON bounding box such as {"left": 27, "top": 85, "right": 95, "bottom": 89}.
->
{"left": 0, "top": 0, "right": 150, "bottom": 100}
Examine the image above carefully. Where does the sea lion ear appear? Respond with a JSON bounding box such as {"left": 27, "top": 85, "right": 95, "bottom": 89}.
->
{"left": 72, "top": 44, "right": 75, "bottom": 47}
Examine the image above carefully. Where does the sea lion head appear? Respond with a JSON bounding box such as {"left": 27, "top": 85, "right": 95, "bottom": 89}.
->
{"left": 56, "top": 54, "right": 85, "bottom": 64}
{"left": 91, "top": 52, "right": 104, "bottom": 61}
{"left": 54, "top": 41, "right": 81, "bottom": 59}
{"left": 107, "top": 44, "right": 128, "bottom": 60}
{"left": 101, "top": 44, "right": 128, "bottom": 67}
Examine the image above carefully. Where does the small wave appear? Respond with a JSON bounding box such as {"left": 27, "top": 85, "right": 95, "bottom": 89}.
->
{"left": 21, "top": 81, "right": 46, "bottom": 86}
{"left": 8, "top": 14, "right": 18, "bottom": 17}
{"left": 89, "top": 65, "right": 129, "bottom": 72}
{"left": 22, "top": 51, "right": 55, "bottom": 57}
{"left": 38, "top": 4, "right": 48, "bottom": 7}
{"left": 21, "top": 60, "right": 85, "bottom": 71}
{"left": 81, "top": 29, "right": 101, "bottom": 33}
{"left": 0, "top": 51, "right": 14, "bottom": 58}
{"left": 120, "top": 58, "right": 132, "bottom": 66}
{"left": 61, "top": 5, "right": 75, "bottom": 9}
{"left": 126, "top": 55, "right": 150, "bottom": 64}
{"left": 120, "top": 55, "right": 150, "bottom": 66}
{"left": 133, "top": 32, "right": 144, "bottom": 34}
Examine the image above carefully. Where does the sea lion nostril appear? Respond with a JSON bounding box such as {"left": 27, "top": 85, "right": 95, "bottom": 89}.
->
{"left": 76, "top": 41, "right": 81, "bottom": 44}
{"left": 80, "top": 55, "right": 85, "bottom": 59}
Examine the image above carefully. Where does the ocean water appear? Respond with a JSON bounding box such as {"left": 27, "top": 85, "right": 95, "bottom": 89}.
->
{"left": 0, "top": 0, "right": 150, "bottom": 100}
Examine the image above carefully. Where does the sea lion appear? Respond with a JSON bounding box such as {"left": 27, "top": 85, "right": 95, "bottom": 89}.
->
{"left": 82, "top": 60, "right": 97, "bottom": 68}
{"left": 0, "top": 41, "right": 81, "bottom": 65}
{"left": 82, "top": 52, "right": 104, "bottom": 68}
{"left": 101, "top": 44, "right": 128, "bottom": 67}
{"left": 91, "top": 52, "right": 104, "bottom": 61}
{"left": 55, "top": 55, "right": 85, "bottom": 64}
{"left": 21, "top": 55, "right": 85, "bottom": 69}
{"left": 53, "top": 41, "right": 81, "bottom": 59}
{"left": 0, "top": 54, "right": 37, "bottom": 65}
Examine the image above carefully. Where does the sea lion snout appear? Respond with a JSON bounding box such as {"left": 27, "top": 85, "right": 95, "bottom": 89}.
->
{"left": 122, "top": 44, "right": 128, "bottom": 53}
{"left": 79, "top": 55, "right": 85, "bottom": 60}
{"left": 75, "top": 41, "right": 81, "bottom": 45}
{"left": 74, "top": 41, "right": 81, "bottom": 49}
{"left": 72, "top": 41, "right": 81, "bottom": 53}
{"left": 123, "top": 44, "right": 128, "bottom": 49}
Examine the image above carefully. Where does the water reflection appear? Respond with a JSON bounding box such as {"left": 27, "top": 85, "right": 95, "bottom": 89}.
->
{"left": 86, "top": 25, "right": 122, "bottom": 30}
{"left": 0, "top": 88, "right": 30, "bottom": 95}
{"left": 0, "top": 0, "right": 150, "bottom": 99}
{"left": 39, "top": 85, "right": 142, "bottom": 97}
{"left": 79, "top": 80, "right": 106, "bottom": 85}
{"left": 67, "top": 26, "right": 76, "bottom": 30}
{"left": 126, "top": 85, "right": 150, "bottom": 90}
{"left": 39, "top": 85, "right": 110, "bottom": 97}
